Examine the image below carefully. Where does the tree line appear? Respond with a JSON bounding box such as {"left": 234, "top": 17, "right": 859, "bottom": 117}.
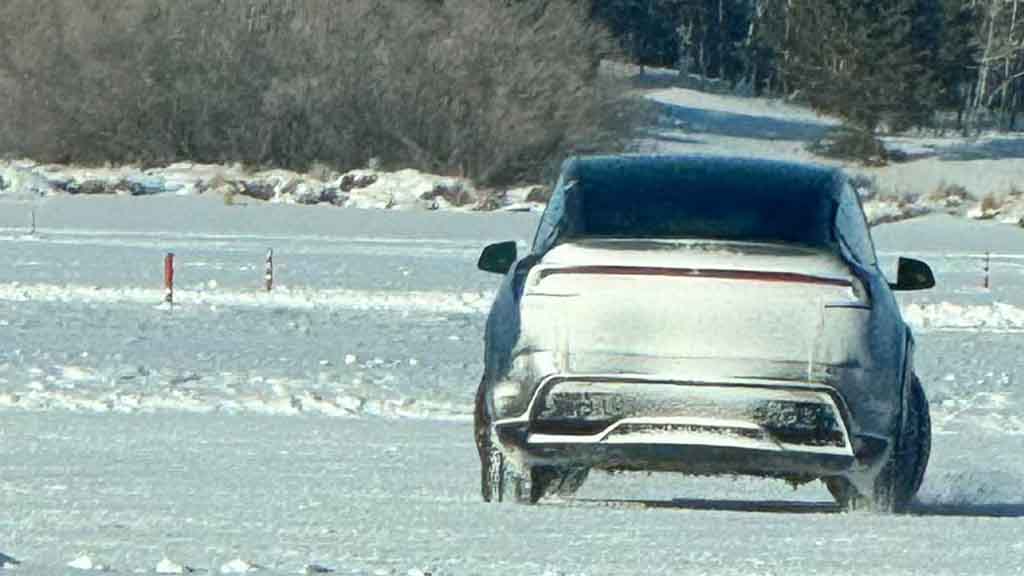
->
{"left": 592, "top": 0, "right": 1024, "bottom": 133}
{"left": 0, "top": 0, "right": 637, "bottom": 185}
{"left": 3, "top": 0, "right": 1018, "bottom": 177}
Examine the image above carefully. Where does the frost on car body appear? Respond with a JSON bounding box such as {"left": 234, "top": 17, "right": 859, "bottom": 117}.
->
{"left": 475, "top": 155, "right": 934, "bottom": 512}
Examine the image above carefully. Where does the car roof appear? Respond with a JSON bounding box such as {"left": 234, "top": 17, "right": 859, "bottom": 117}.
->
{"left": 561, "top": 155, "right": 844, "bottom": 200}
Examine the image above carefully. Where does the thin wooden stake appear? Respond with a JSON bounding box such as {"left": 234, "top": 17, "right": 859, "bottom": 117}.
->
{"left": 984, "top": 252, "right": 991, "bottom": 289}
{"left": 265, "top": 249, "right": 274, "bottom": 292}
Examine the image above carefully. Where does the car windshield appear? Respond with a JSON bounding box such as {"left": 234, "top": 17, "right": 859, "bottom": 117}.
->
{"left": 570, "top": 169, "right": 837, "bottom": 248}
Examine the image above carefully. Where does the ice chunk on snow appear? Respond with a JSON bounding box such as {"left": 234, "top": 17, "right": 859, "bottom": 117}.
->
{"left": 344, "top": 354, "right": 357, "bottom": 366}
{"left": 156, "top": 557, "right": 195, "bottom": 574}
{"left": 220, "top": 558, "right": 263, "bottom": 574}
{"left": 68, "top": 554, "right": 111, "bottom": 571}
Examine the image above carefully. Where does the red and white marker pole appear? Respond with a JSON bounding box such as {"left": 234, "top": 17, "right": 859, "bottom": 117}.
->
{"left": 164, "top": 252, "right": 175, "bottom": 304}
{"left": 265, "top": 249, "right": 274, "bottom": 292}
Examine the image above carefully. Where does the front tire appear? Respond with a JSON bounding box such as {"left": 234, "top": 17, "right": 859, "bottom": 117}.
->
{"left": 828, "top": 375, "right": 931, "bottom": 513}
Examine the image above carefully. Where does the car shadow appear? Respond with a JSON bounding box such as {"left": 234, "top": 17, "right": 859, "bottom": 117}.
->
{"left": 909, "top": 501, "right": 1024, "bottom": 518}
{"left": 575, "top": 498, "right": 841, "bottom": 514}
{"left": 652, "top": 100, "right": 832, "bottom": 142}
{"left": 575, "top": 498, "right": 1024, "bottom": 518}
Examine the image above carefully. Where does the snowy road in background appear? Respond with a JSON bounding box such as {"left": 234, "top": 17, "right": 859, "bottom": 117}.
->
{"left": 1, "top": 196, "right": 1023, "bottom": 575}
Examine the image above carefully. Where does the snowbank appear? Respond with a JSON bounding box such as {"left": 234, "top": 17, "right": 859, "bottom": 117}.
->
{"left": 5, "top": 157, "right": 1021, "bottom": 228}
{"left": 0, "top": 160, "right": 547, "bottom": 213}
{"left": 902, "top": 301, "right": 1024, "bottom": 333}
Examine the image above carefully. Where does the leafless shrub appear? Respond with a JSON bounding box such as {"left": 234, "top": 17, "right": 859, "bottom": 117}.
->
{"left": 848, "top": 173, "right": 879, "bottom": 201}
{"left": 980, "top": 193, "right": 1004, "bottom": 216}
{"left": 0, "top": 0, "right": 636, "bottom": 186}
{"left": 474, "top": 190, "right": 507, "bottom": 212}
{"left": 339, "top": 173, "right": 379, "bottom": 192}
{"left": 422, "top": 181, "right": 476, "bottom": 207}
{"left": 928, "top": 181, "right": 973, "bottom": 207}
{"left": 526, "top": 186, "right": 553, "bottom": 203}
{"left": 807, "top": 126, "right": 889, "bottom": 166}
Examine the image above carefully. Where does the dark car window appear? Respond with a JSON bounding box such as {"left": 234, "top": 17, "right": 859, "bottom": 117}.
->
{"left": 568, "top": 174, "right": 837, "bottom": 249}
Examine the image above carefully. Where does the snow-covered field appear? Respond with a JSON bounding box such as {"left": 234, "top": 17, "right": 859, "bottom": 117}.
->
{"left": 2, "top": 86, "right": 1024, "bottom": 575}
{"left": 1, "top": 195, "right": 1023, "bottom": 575}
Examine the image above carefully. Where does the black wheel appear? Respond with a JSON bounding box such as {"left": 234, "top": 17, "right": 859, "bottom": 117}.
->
{"left": 828, "top": 375, "right": 931, "bottom": 513}
{"left": 476, "top": 392, "right": 536, "bottom": 504}
{"left": 479, "top": 423, "right": 584, "bottom": 504}
{"left": 481, "top": 443, "right": 536, "bottom": 503}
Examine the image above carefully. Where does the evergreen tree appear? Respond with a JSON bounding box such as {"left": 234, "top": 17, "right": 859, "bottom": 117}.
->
{"left": 935, "top": 0, "right": 981, "bottom": 129}
{"left": 775, "top": 0, "right": 941, "bottom": 132}
{"left": 589, "top": 0, "right": 687, "bottom": 67}
{"left": 676, "top": 0, "right": 756, "bottom": 81}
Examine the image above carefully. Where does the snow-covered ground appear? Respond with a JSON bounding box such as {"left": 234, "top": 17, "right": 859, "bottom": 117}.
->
{"left": 1, "top": 194, "right": 1023, "bottom": 575}
{"left": 2, "top": 85, "right": 1024, "bottom": 575}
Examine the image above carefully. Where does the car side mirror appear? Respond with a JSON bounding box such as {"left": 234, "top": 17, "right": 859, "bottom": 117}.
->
{"left": 478, "top": 241, "right": 518, "bottom": 275}
{"left": 891, "top": 257, "right": 935, "bottom": 291}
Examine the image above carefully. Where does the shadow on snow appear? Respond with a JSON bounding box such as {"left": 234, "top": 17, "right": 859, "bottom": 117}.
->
{"left": 651, "top": 99, "right": 831, "bottom": 143}
{"left": 573, "top": 498, "right": 1024, "bottom": 518}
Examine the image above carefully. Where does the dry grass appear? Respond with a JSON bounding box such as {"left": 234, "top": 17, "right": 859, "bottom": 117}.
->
{"left": 981, "top": 193, "right": 1004, "bottom": 214}
{"left": 928, "top": 181, "right": 971, "bottom": 202}
{"left": 421, "top": 181, "right": 477, "bottom": 208}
